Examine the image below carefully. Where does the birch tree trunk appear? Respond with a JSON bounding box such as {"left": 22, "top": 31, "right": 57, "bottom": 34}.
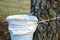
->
{"left": 30, "top": 0, "right": 60, "bottom": 40}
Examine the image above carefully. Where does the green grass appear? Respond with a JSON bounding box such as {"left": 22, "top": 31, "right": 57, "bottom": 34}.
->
{"left": 0, "top": 0, "right": 30, "bottom": 20}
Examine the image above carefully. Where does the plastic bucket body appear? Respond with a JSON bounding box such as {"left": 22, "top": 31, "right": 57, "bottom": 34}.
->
{"left": 8, "top": 24, "right": 37, "bottom": 40}
{"left": 10, "top": 32, "right": 33, "bottom": 40}
{"left": 6, "top": 15, "right": 38, "bottom": 40}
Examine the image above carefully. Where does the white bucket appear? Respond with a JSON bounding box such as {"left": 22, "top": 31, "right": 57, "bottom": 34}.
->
{"left": 6, "top": 15, "right": 38, "bottom": 40}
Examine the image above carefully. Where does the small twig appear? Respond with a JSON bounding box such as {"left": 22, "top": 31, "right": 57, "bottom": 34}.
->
{"left": 38, "top": 17, "right": 60, "bottom": 24}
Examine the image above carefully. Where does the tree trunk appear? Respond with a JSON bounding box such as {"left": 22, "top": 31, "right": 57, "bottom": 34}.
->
{"left": 30, "top": 0, "right": 60, "bottom": 40}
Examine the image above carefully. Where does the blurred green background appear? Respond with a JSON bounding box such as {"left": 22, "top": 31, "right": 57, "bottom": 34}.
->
{"left": 0, "top": 0, "right": 30, "bottom": 20}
